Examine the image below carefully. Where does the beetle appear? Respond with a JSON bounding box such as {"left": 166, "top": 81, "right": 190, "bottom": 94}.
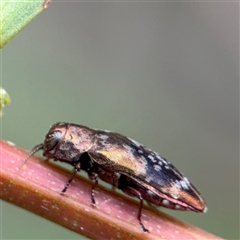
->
{"left": 22, "top": 122, "right": 207, "bottom": 232}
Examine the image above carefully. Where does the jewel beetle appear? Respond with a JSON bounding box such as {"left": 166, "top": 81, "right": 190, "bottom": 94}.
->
{"left": 22, "top": 122, "right": 207, "bottom": 232}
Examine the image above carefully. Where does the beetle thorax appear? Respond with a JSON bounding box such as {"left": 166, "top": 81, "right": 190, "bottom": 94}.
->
{"left": 43, "top": 125, "right": 94, "bottom": 163}
{"left": 64, "top": 125, "right": 93, "bottom": 153}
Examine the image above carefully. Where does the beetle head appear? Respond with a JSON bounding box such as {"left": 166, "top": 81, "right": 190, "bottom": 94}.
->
{"left": 21, "top": 122, "right": 67, "bottom": 167}
{"left": 42, "top": 122, "right": 67, "bottom": 156}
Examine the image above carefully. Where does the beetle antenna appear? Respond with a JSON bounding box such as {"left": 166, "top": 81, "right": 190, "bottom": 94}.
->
{"left": 21, "top": 143, "right": 44, "bottom": 168}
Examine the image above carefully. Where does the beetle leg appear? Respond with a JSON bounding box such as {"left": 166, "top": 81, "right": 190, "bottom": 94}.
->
{"left": 61, "top": 162, "right": 81, "bottom": 194}
{"left": 87, "top": 172, "right": 98, "bottom": 205}
{"left": 121, "top": 186, "right": 149, "bottom": 233}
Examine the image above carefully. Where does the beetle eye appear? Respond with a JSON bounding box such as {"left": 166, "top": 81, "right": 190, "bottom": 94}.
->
{"left": 44, "top": 130, "right": 62, "bottom": 151}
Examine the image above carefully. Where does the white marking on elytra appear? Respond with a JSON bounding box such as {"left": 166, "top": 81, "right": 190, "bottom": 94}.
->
{"left": 128, "top": 137, "right": 143, "bottom": 148}
{"left": 156, "top": 153, "right": 168, "bottom": 164}
{"left": 153, "top": 164, "right": 162, "bottom": 171}
{"left": 148, "top": 154, "right": 157, "bottom": 163}
{"left": 180, "top": 179, "right": 190, "bottom": 190}
{"left": 173, "top": 194, "right": 179, "bottom": 199}
{"left": 175, "top": 178, "right": 190, "bottom": 190}
{"left": 97, "top": 133, "right": 110, "bottom": 146}
{"left": 98, "top": 134, "right": 109, "bottom": 140}
{"left": 203, "top": 206, "right": 208, "bottom": 213}
{"left": 157, "top": 161, "right": 162, "bottom": 166}
{"left": 145, "top": 177, "right": 151, "bottom": 183}
{"left": 102, "top": 129, "right": 111, "bottom": 133}
{"left": 183, "top": 177, "right": 190, "bottom": 185}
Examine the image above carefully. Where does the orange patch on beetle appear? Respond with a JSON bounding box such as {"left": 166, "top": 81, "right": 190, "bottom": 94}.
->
{"left": 96, "top": 149, "right": 147, "bottom": 176}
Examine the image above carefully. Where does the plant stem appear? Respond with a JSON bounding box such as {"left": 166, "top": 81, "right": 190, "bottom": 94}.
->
{"left": 0, "top": 139, "right": 222, "bottom": 240}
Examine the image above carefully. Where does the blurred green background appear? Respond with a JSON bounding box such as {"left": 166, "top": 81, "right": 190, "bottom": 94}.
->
{"left": 1, "top": 2, "right": 238, "bottom": 239}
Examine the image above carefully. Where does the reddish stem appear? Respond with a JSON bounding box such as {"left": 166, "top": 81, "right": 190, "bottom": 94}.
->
{"left": 0, "top": 139, "right": 222, "bottom": 239}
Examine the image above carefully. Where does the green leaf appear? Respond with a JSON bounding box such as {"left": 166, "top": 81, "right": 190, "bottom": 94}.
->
{"left": 0, "top": 0, "right": 51, "bottom": 48}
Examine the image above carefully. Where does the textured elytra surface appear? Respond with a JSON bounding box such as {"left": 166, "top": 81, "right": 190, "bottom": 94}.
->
{"left": 90, "top": 129, "right": 206, "bottom": 212}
